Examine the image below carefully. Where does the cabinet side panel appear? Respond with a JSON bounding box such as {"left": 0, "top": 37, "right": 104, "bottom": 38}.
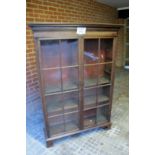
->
{"left": 109, "top": 37, "right": 117, "bottom": 121}
{"left": 34, "top": 38, "right": 50, "bottom": 138}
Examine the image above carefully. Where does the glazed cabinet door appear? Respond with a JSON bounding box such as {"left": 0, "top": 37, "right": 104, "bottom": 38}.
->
{"left": 37, "top": 36, "right": 115, "bottom": 138}
{"left": 83, "top": 37, "right": 114, "bottom": 129}
{"left": 38, "top": 39, "right": 81, "bottom": 138}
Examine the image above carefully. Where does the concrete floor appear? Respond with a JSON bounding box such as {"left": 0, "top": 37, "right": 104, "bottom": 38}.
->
{"left": 26, "top": 67, "right": 129, "bottom": 155}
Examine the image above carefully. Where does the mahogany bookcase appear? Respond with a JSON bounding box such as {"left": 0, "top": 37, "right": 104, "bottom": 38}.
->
{"left": 29, "top": 23, "right": 121, "bottom": 147}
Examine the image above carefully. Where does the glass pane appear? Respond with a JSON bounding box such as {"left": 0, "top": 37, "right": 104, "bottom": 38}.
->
{"left": 40, "top": 40, "right": 60, "bottom": 68}
{"left": 84, "top": 39, "right": 99, "bottom": 64}
{"left": 100, "top": 39, "right": 113, "bottom": 62}
{"left": 62, "top": 67, "right": 78, "bottom": 90}
{"left": 97, "top": 86, "right": 110, "bottom": 105}
{"left": 49, "top": 115, "right": 65, "bottom": 136}
{"left": 43, "top": 69, "right": 61, "bottom": 94}
{"left": 84, "top": 88, "right": 97, "bottom": 110}
{"left": 61, "top": 39, "right": 78, "bottom": 66}
{"left": 46, "top": 91, "right": 79, "bottom": 116}
{"left": 63, "top": 91, "right": 79, "bottom": 113}
{"left": 65, "top": 112, "right": 79, "bottom": 132}
{"left": 84, "top": 65, "right": 97, "bottom": 87}
{"left": 98, "top": 64, "right": 112, "bottom": 85}
{"left": 84, "top": 109, "right": 96, "bottom": 128}
{"left": 46, "top": 94, "right": 63, "bottom": 116}
{"left": 97, "top": 106, "right": 109, "bottom": 125}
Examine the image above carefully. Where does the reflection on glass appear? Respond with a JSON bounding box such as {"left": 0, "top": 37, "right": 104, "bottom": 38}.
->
{"left": 49, "top": 115, "right": 65, "bottom": 136}
{"left": 84, "top": 88, "right": 96, "bottom": 110}
{"left": 63, "top": 91, "right": 79, "bottom": 113}
{"left": 65, "top": 112, "right": 79, "bottom": 132}
{"left": 98, "top": 64, "right": 112, "bottom": 85}
{"left": 97, "top": 106, "right": 109, "bottom": 124}
{"left": 97, "top": 86, "right": 110, "bottom": 105}
{"left": 61, "top": 39, "right": 78, "bottom": 66}
{"left": 84, "top": 39, "right": 99, "bottom": 64}
{"left": 49, "top": 112, "right": 79, "bottom": 136}
{"left": 46, "top": 91, "right": 79, "bottom": 116}
{"left": 40, "top": 40, "right": 60, "bottom": 68}
{"left": 100, "top": 39, "right": 113, "bottom": 62}
{"left": 84, "top": 109, "right": 96, "bottom": 128}
{"left": 43, "top": 69, "right": 61, "bottom": 93}
{"left": 46, "top": 94, "right": 63, "bottom": 116}
{"left": 62, "top": 67, "right": 78, "bottom": 90}
{"left": 84, "top": 65, "right": 97, "bottom": 87}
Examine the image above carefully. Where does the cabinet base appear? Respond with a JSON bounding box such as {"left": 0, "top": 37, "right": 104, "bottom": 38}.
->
{"left": 101, "top": 123, "right": 111, "bottom": 129}
{"left": 46, "top": 140, "right": 53, "bottom": 147}
{"left": 45, "top": 122, "right": 112, "bottom": 147}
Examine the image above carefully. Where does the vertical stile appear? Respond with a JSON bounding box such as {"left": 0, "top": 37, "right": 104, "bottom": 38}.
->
{"left": 37, "top": 39, "right": 50, "bottom": 137}
{"left": 95, "top": 38, "right": 101, "bottom": 124}
{"left": 59, "top": 39, "right": 66, "bottom": 132}
{"left": 79, "top": 37, "right": 84, "bottom": 129}
{"left": 77, "top": 38, "right": 80, "bottom": 129}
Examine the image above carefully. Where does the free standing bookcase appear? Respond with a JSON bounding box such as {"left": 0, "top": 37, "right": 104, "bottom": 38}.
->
{"left": 29, "top": 23, "right": 121, "bottom": 147}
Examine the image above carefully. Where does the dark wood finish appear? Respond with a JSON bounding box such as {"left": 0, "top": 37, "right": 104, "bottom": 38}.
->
{"left": 79, "top": 37, "right": 84, "bottom": 130}
{"left": 35, "top": 39, "right": 50, "bottom": 137}
{"left": 30, "top": 23, "right": 120, "bottom": 147}
{"left": 46, "top": 121, "right": 112, "bottom": 147}
{"left": 108, "top": 37, "right": 117, "bottom": 122}
{"left": 29, "top": 23, "right": 123, "bottom": 32}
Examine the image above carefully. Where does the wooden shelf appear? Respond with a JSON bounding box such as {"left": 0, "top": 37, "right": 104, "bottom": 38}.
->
{"left": 47, "top": 94, "right": 109, "bottom": 117}
{"left": 47, "top": 99, "right": 79, "bottom": 116}
{"left": 42, "top": 65, "right": 79, "bottom": 71}
{"left": 84, "top": 61, "right": 113, "bottom": 66}
{"left": 84, "top": 95, "right": 109, "bottom": 109}
{"left": 65, "top": 122, "right": 79, "bottom": 132}
{"left": 85, "top": 77, "right": 110, "bottom": 87}
{"left": 45, "top": 89, "right": 79, "bottom": 97}
{"left": 45, "top": 78, "right": 110, "bottom": 96}
{"left": 45, "top": 83, "right": 78, "bottom": 95}
{"left": 84, "top": 78, "right": 97, "bottom": 86}
{"left": 98, "top": 77, "right": 110, "bottom": 84}
{"left": 63, "top": 82, "right": 78, "bottom": 90}
{"left": 45, "top": 86, "right": 61, "bottom": 94}
{"left": 49, "top": 122, "right": 79, "bottom": 137}
{"left": 49, "top": 105, "right": 109, "bottom": 136}
{"left": 49, "top": 111, "right": 79, "bottom": 137}
{"left": 84, "top": 116, "right": 96, "bottom": 127}
{"left": 84, "top": 109, "right": 108, "bottom": 128}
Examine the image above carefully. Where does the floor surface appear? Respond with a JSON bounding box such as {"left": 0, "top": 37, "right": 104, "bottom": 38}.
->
{"left": 26, "top": 67, "right": 129, "bottom": 155}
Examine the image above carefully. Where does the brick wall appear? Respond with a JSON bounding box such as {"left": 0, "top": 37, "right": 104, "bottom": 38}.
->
{"left": 116, "top": 18, "right": 125, "bottom": 67}
{"left": 26, "top": 0, "right": 123, "bottom": 105}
